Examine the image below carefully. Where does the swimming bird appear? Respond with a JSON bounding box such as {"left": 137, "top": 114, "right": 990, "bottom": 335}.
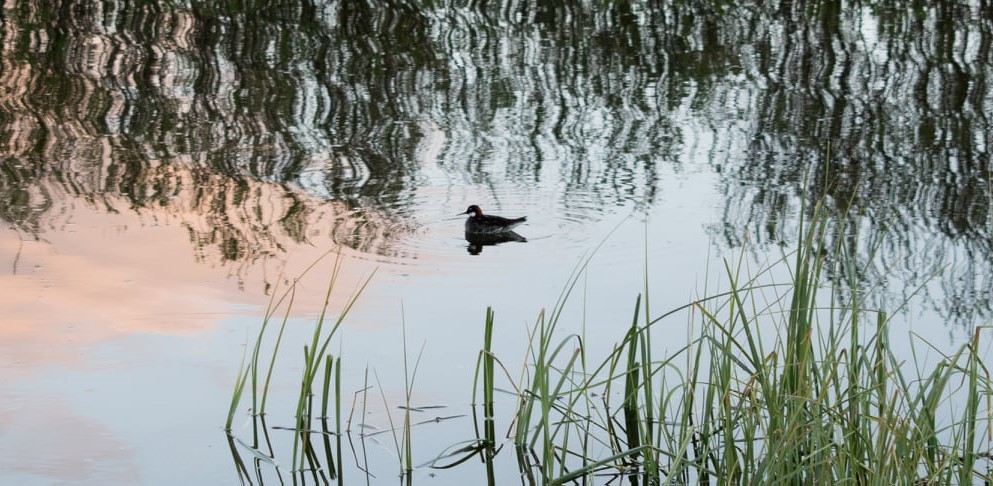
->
{"left": 461, "top": 205, "right": 527, "bottom": 234}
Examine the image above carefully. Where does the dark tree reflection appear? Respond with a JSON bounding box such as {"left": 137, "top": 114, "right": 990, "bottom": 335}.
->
{"left": 0, "top": 0, "right": 989, "bottom": 323}
{"left": 701, "top": 0, "right": 991, "bottom": 324}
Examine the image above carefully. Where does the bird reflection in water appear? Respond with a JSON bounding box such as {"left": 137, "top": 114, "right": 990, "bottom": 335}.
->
{"left": 465, "top": 231, "right": 527, "bottom": 255}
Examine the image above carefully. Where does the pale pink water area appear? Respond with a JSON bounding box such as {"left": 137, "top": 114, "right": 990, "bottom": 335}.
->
{"left": 0, "top": 182, "right": 384, "bottom": 484}
{"left": 0, "top": 189, "right": 379, "bottom": 364}
{"left": 0, "top": 150, "right": 727, "bottom": 483}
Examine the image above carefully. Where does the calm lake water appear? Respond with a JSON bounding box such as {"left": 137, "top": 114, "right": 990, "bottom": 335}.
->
{"left": 1, "top": 0, "right": 991, "bottom": 483}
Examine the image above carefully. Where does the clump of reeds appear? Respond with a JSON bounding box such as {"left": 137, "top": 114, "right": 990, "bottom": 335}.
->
{"left": 223, "top": 197, "right": 991, "bottom": 484}
{"left": 473, "top": 198, "right": 993, "bottom": 484}
{"left": 224, "top": 249, "right": 374, "bottom": 481}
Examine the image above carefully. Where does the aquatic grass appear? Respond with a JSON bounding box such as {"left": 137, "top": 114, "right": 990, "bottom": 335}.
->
{"left": 375, "top": 306, "right": 424, "bottom": 482}
{"left": 224, "top": 331, "right": 252, "bottom": 432}
{"left": 225, "top": 247, "right": 376, "bottom": 483}
{"left": 472, "top": 307, "right": 496, "bottom": 417}
{"left": 468, "top": 306, "right": 501, "bottom": 478}
{"left": 292, "top": 256, "right": 375, "bottom": 470}
{"left": 502, "top": 241, "right": 624, "bottom": 480}
{"left": 224, "top": 248, "right": 343, "bottom": 431}
{"left": 317, "top": 354, "right": 340, "bottom": 480}
{"left": 475, "top": 198, "right": 993, "bottom": 484}
{"left": 224, "top": 277, "right": 286, "bottom": 432}
{"left": 226, "top": 199, "right": 991, "bottom": 484}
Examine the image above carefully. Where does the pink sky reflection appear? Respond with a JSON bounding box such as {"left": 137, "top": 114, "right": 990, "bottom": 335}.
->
{"left": 0, "top": 194, "right": 376, "bottom": 379}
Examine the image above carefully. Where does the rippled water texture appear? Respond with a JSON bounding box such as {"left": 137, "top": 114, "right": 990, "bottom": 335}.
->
{"left": 0, "top": 0, "right": 991, "bottom": 483}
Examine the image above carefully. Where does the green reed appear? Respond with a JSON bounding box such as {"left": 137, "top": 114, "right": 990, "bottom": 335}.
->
{"left": 224, "top": 248, "right": 374, "bottom": 479}
{"left": 377, "top": 306, "right": 423, "bottom": 482}
{"left": 225, "top": 249, "right": 339, "bottom": 431}
{"left": 225, "top": 198, "right": 991, "bottom": 483}
{"left": 293, "top": 254, "right": 374, "bottom": 470}
{"left": 476, "top": 199, "right": 992, "bottom": 484}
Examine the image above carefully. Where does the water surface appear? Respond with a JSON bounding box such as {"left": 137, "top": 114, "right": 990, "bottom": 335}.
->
{"left": 1, "top": 0, "right": 990, "bottom": 483}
